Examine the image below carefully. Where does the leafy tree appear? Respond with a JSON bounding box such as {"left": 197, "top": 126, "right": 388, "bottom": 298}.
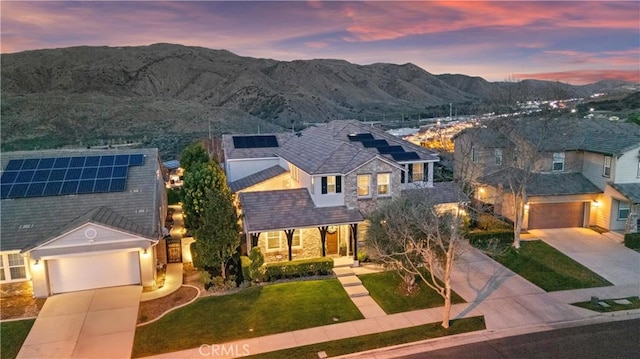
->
{"left": 628, "top": 112, "right": 640, "bottom": 126}
{"left": 191, "top": 186, "right": 240, "bottom": 279}
{"left": 181, "top": 161, "right": 228, "bottom": 230}
{"left": 180, "top": 141, "right": 209, "bottom": 172}
{"left": 366, "top": 190, "right": 465, "bottom": 329}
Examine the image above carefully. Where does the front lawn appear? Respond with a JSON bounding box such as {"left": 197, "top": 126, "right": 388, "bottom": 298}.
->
{"left": 132, "top": 279, "right": 363, "bottom": 357}
{"left": 248, "top": 316, "right": 486, "bottom": 358}
{"left": 1, "top": 319, "right": 35, "bottom": 359}
{"left": 492, "top": 240, "right": 612, "bottom": 291}
{"left": 358, "top": 271, "right": 465, "bottom": 314}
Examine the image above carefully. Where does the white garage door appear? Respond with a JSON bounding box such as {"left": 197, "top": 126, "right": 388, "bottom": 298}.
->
{"left": 48, "top": 251, "right": 140, "bottom": 294}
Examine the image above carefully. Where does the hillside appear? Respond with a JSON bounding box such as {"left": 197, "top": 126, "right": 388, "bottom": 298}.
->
{"left": 1, "top": 43, "right": 636, "bottom": 158}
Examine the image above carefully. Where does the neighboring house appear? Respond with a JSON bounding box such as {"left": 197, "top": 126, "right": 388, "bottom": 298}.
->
{"left": 223, "top": 120, "right": 458, "bottom": 263}
{"left": 454, "top": 118, "right": 640, "bottom": 232}
{"left": 163, "top": 159, "right": 184, "bottom": 188}
{"left": 0, "top": 148, "right": 167, "bottom": 297}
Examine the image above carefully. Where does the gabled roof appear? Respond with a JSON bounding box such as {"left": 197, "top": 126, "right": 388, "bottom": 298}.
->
{"left": 610, "top": 183, "right": 640, "bottom": 203}
{"left": 1, "top": 148, "right": 163, "bottom": 252}
{"left": 239, "top": 188, "right": 364, "bottom": 233}
{"left": 478, "top": 169, "right": 602, "bottom": 197}
{"left": 403, "top": 181, "right": 468, "bottom": 205}
{"left": 229, "top": 165, "right": 288, "bottom": 192}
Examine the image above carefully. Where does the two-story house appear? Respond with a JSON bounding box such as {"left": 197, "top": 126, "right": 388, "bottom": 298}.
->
{"left": 223, "top": 120, "right": 453, "bottom": 263}
{"left": 454, "top": 117, "right": 640, "bottom": 233}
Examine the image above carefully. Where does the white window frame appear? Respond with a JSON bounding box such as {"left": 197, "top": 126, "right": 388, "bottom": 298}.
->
{"left": 327, "top": 176, "right": 336, "bottom": 193}
{"left": 265, "top": 232, "right": 280, "bottom": 250}
{"left": 377, "top": 173, "right": 391, "bottom": 196}
{"left": 357, "top": 174, "right": 371, "bottom": 197}
{"left": 411, "top": 163, "right": 424, "bottom": 182}
{"left": 310, "top": 177, "right": 315, "bottom": 194}
{"left": 618, "top": 201, "right": 630, "bottom": 221}
{"left": 603, "top": 156, "right": 611, "bottom": 177}
{"left": 1, "top": 253, "right": 27, "bottom": 282}
{"left": 552, "top": 152, "right": 565, "bottom": 172}
{"left": 495, "top": 148, "right": 503, "bottom": 166}
{"left": 264, "top": 230, "right": 302, "bottom": 251}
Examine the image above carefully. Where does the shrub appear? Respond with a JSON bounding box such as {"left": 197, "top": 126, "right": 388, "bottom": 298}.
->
{"left": 248, "top": 247, "right": 265, "bottom": 281}
{"left": 468, "top": 229, "right": 514, "bottom": 252}
{"left": 263, "top": 257, "right": 334, "bottom": 281}
{"left": 357, "top": 247, "right": 370, "bottom": 262}
{"left": 240, "top": 256, "right": 252, "bottom": 283}
{"left": 167, "top": 188, "right": 181, "bottom": 205}
{"left": 624, "top": 232, "right": 640, "bottom": 250}
{"left": 475, "top": 213, "right": 512, "bottom": 231}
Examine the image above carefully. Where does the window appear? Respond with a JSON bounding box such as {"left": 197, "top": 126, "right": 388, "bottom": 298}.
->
{"left": 0, "top": 256, "right": 4, "bottom": 281}
{"left": 266, "top": 232, "right": 280, "bottom": 250}
{"left": 310, "top": 177, "right": 315, "bottom": 194}
{"left": 471, "top": 147, "right": 478, "bottom": 163}
{"left": 495, "top": 148, "right": 503, "bottom": 166}
{"left": 409, "top": 163, "right": 424, "bottom": 182}
{"left": 7, "top": 254, "right": 26, "bottom": 280}
{"left": 618, "top": 201, "right": 630, "bottom": 221}
{"left": 552, "top": 152, "right": 565, "bottom": 171}
{"left": 321, "top": 176, "right": 341, "bottom": 194}
{"left": 357, "top": 175, "right": 370, "bottom": 197}
{"left": 377, "top": 173, "right": 391, "bottom": 196}
{"left": 291, "top": 165, "right": 299, "bottom": 181}
{"left": 637, "top": 160, "right": 640, "bottom": 178}
{"left": 603, "top": 156, "right": 611, "bottom": 177}
{"left": 264, "top": 231, "right": 302, "bottom": 250}
{"left": 291, "top": 231, "right": 301, "bottom": 247}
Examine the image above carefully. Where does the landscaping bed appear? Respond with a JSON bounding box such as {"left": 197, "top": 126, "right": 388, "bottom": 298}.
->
{"left": 358, "top": 270, "right": 465, "bottom": 314}
{"left": 132, "top": 279, "right": 364, "bottom": 358}
{"left": 137, "top": 285, "right": 199, "bottom": 324}
{"left": 0, "top": 282, "right": 46, "bottom": 320}
{"left": 490, "top": 240, "right": 612, "bottom": 291}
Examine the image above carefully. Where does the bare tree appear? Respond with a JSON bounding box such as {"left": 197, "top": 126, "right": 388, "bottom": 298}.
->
{"left": 366, "top": 190, "right": 465, "bottom": 328}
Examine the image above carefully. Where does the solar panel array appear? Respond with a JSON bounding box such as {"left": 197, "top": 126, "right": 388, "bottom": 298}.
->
{"left": 377, "top": 145, "right": 405, "bottom": 154}
{"left": 391, "top": 152, "right": 420, "bottom": 161}
{"left": 232, "top": 135, "right": 279, "bottom": 149}
{"left": 361, "top": 139, "right": 389, "bottom": 148}
{"left": 347, "top": 133, "right": 421, "bottom": 162}
{"left": 347, "top": 133, "right": 374, "bottom": 142}
{"left": 1, "top": 154, "right": 145, "bottom": 199}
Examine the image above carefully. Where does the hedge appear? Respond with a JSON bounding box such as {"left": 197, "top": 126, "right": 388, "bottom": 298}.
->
{"left": 263, "top": 257, "right": 334, "bottom": 281}
{"left": 624, "top": 232, "right": 640, "bottom": 250}
{"left": 468, "top": 229, "right": 514, "bottom": 250}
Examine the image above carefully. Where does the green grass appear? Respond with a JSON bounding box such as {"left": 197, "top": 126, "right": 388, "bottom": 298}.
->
{"left": 359, "top": 271, "right": 465, "bottom": 314}
{"left": 492, "top": 240, "right": 612, "bottom": 292}
{"left": 132, "top": 279, "right": 363, "bottom": 358}
{"left": 573, "top": 296, "right": 640, "bottom": 312}
{"left": 247, "top": 316, "right": 486, "bottom": 359}
{"left": 1, "top": 319, "right": 35, "bottom": 359}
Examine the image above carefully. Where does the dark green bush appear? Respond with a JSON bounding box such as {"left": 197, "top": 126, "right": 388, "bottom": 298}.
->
{"left": 167, "top": 188, "right": 181, "bottom": 204}
{"left": 240, "top": 256, "right": 252, "bottom": 283}
{"left": 475, "top": 213, "right": 512, "bottom": 231}
{"left": 263, "top": 257, "right": 334, "bottom": 281}
{"left": 624, "top": 232, "right": 640, "bottom": 250}
{"left": 248, "top": 247, "right": 265, "bottom": 281}
{"left": 468, "top": 229, "right": 514, "bottom": 251}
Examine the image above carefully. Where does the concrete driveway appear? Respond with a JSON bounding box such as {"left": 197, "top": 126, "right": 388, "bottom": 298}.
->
{"left": 528, "top": 228, "right": 640, "bottom": 286}
{"left": 17, "top": 286, "right": 141, "bottom": 358}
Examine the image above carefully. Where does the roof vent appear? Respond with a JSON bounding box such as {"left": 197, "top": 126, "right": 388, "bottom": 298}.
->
{"left": 135, "top": 209, "right": 149, "bottom": 213}
{"left": 19, "top": 224, "right": 33, "bottom": 229}
{"left": 130, "top": 189, "right": 142, "bottom": 193}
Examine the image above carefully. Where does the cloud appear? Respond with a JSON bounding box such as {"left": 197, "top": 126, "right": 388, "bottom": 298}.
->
{"left": 514, "top": 70, "right": 640, "bottom": 85}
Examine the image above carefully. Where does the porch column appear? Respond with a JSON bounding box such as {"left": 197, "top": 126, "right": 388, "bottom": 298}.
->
{"left": 250, "top": 233, "right": 260, "bottom": 248}
{"left": 284, "top": 229, "right": 295, "bottom": 261}
{"left": 427, "top": 162, "right": 434, "bottom": 187}
{"left": 350, "top": 223, "right": 359, "bottom": 262}
{"left": 318, "top": 226, "right": 328, "bottom": 257}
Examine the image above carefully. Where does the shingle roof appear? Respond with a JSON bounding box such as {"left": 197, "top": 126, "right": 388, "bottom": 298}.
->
{"left": 0, "top": 148, "right": 163, "bottom": 251}
{"left": 478, "top": 169, "right": 602, "bottom": 196}
{"left": 162, "top": 160, "right": 180, "bottom": 170}
{"left": 229, "top": 165, "right": 288, "bottom": 192}
{"left": 239, "top": 188, "right": 364, "bottom": 233}
{"left": 222, "top": 133, "right": 295, "bottom": 160}
{"left": 276, "top": 120, "right": 439, "bottom": 175}
{"left": 453, "top": 127, "right": 510, "bottom": 147}
{"left": 610, "top": 183, "right": 640, "bottom": 203}
{"left": 403, "top": 181, "right": 468, "bottom": 205}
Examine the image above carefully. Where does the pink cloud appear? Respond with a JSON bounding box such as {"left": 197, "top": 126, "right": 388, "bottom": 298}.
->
{"left": 514, "top": 70, "right": 640, "bottom": 85}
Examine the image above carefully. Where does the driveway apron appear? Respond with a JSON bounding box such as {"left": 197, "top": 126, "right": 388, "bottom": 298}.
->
{"left": 529, "top": 228, "right": 640, "bottom": 286}
{"left": 17, "top": 286, "right": 141, "bottom": 358}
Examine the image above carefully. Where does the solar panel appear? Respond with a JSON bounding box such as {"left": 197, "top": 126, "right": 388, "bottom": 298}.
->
{"left": 232, "top": 135, "right": 279, "bottom": 149}
{"left": 361, "top": 139, "right": 388, "bottom": 148}
{"left": 0, "top": 153, "right": 146, "bottom": 199}
{"left": 391, "top": 152, "right": 420, "bottom": 161}
{"left": 377, "top": 146, "right": 405, "bottom": 154}
{"left": 347, "top": 133, "right": 374, "bottom": 142}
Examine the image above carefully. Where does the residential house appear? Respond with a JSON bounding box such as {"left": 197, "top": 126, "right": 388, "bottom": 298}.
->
{"left": 223, "top": 120, "right": 458, "bottom": 263}
{"left": 454, "top": 118, "right": 640, "bottom": 233}
{"left": 0, "top": 148, "right": 167, "bottom": 297}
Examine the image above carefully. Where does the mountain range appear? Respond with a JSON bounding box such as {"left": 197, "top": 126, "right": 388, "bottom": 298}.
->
{"left": 1, "top": 43, "right": 637, "bottom": 157}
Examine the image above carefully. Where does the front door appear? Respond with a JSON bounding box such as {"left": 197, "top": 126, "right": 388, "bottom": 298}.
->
{"left": 326, "top": 230, "right": 338, "bottom": 255}
{"left": 167, "top": 239, "right": 182, "bottom": 263}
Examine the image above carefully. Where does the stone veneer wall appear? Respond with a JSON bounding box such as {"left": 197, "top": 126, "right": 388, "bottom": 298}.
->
{"left": 344, "top": 158, "right": 401, "bottom": 216}
{"left": 257, "top": 227, "right": 323, "bottom": 263}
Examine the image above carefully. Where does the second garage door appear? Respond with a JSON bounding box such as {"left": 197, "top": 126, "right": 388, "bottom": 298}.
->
{"left": 48, "top": 251, "right": 140, "bottom": 294}
{"left": 528, "top": 202, "right": 585, "bottom": 229}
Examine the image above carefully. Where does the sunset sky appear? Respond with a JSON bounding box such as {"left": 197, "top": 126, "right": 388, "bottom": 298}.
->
{"left": 2, "top": 1, "right": 639, "bottom": 85}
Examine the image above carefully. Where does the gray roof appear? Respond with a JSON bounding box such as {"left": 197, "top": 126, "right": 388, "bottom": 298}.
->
{"left": 162, "top": 160, "right": 180, "bottom": 170}
{"left": 610, "top": 183, "right": 640, "bottom": 203}
{"left": 478, "top": 169, "right": 602, "bottom": 197}
{"left": 239, "top": 188, "right": 364, "bottom": 233}
{"left": 403, "top": 181, "right": 468, "bottom": 205}
{"left": 1, "top": 148, "right": 163, "bottom": 252}
{"left": 222, "top": 132, "right": 295, "bottom": 160}
{"left": 276, "top": 120, "right": 439, "bottom": 175}
{"left": 229, "top": 165, "right": 288, "bottom": 192}
{"left": 454, "top": 127, "right": 510, "bottom": 148}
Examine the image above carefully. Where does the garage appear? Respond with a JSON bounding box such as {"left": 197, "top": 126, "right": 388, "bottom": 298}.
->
{"left": 528, "top": 202, "right": 585, "bottom": 229}
{"left": 48, "top": 251, "right": 140, "bottom": 294}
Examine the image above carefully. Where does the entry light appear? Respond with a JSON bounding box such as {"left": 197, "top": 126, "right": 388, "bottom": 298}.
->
{"left": 34, "top": 260, "right": 39, "bottom": 265}
{"left": 592, "top": 200, "right": 600, "bottom": 207}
